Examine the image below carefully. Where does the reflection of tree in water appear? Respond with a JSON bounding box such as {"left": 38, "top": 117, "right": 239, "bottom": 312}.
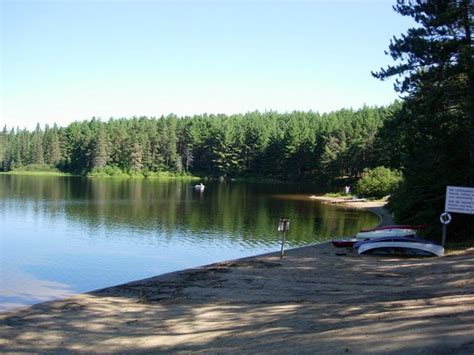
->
{"left": 1, "top": 175, "right": 379, "bottom": 247}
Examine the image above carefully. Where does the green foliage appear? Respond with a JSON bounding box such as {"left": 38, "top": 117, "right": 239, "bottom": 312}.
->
{"left": 88, "top": 166, "right": 128, "bottom": 178}
{"left": 12, "top": 163, "right": 60, "bottom": 172}
{"left": 143, "top": 171, "right": 200, "bottom": 180}
{"left": 91, "top": 125, "right": 109, "bottom": 169}
{"left": 86, "top": 165, "right": 199, "bottom": 179}
{"left": 323, "top": 192, "right": 351, "bottom": 198}
{"left": 0, "top": 106, "right": 400, "bottom": 182}
{"left": 373, "top": 0, "right": 473, "bottom": 240}
{"left": 356, "top": 167, "right": 402, "bottom": 199}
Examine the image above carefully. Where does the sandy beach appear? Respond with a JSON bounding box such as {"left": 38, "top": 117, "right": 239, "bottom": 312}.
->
{"left": 1, "top": 200, "right": 473, "bottom": 354}
{"left": 308, "top": 195, "right": 395, "bottom": 226}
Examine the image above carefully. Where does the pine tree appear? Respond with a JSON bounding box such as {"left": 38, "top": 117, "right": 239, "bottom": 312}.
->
{"left": 31, "top": 123, "right": 44, "bottom": 165}
{"left": 91, "top": 125, "right": 109, "bottom": 169}
{"left": 373, "top": 0, "right": 473, "bottom": 239}
{"left": 0, "top": 126, "right": 6, "bottom": 170}
{"left": 129, "top": 142, "right": 144, "bottom": 172}
{"left": 43, "top": 124, "right": 62, "bottom": 165}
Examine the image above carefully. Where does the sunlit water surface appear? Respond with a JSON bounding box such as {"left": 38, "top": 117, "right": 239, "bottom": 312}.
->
{"left": 0, "top": 175, "right": 378, "bottom": 311}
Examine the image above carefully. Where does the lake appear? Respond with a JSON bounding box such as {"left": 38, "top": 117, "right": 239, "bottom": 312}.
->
{"left": 0, "top": 175, "right": 379, "bottom": 311}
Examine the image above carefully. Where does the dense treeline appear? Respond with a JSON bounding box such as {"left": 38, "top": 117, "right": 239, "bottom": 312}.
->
{"left": 0, "top": 105, "right": 399, "bottom": 184}
{"left": 373, "top": 0, "right": 473, "bottom": 241}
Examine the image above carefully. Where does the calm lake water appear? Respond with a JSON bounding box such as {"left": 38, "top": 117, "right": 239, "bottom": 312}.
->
{"left": 0, "top": 175, "right": 378, "bottom": 311}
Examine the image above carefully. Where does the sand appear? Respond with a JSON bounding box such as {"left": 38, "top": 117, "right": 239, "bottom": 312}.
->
{"left": 1, "top": 201, "right": 473, "bottom": 354}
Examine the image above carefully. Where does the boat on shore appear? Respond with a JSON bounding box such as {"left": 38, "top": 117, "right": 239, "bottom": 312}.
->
{"left": 331, "top": 238, "right": 358, "bottom": 248}
{"left": 356, "top": 228, "right": 417, "bottom": 240}
{"left": 333, "top": 227, "right": 419, "bottom": 248}
{"left": 361, "top": 224, "right": 425, "bottom": 232}
{"left": 354, "top": 236, "right": 444, "bottom": 257}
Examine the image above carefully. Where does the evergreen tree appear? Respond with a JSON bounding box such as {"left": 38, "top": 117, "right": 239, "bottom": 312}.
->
{"left": 43, "top": 124, "right": 62, "bottom": 165}
{"left": 373, "top": 0, "right": 473, "bottom": 239}
{"left": 91, "top": 125, "right": 109, "bottom": 169}
{"left": 31, "top": 123, "right": 44, "bottom": 164}
{"left": 0, "top": 126, "right": 6, "bottom": 170}
{"left": 129, "top": 142, "right": 144, "bottom": 172}
{"left": 0, "top": 107, "right": 395, "bottom": 179}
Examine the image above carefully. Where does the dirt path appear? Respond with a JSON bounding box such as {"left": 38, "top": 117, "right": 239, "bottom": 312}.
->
{"left": 1, "top": 243, "right": 473, "bottom": 354}
{"left": 366, "top": 205, "right": 395, "bottom": 227}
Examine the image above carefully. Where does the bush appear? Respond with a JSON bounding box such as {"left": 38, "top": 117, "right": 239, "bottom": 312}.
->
{"left": 88, "top": 166, "right": 128, "bottom": 177}
{"left": 13, "top": 163, "right": 60, "bottom": 172}
{"left": 356, "top": 166, "right": 402, "bottom": 199}
{"left": 87, "top": 166, "right": 200, "bottom": 179}
{"left": 144, "top": 171, "right": 200, "bottom": 180}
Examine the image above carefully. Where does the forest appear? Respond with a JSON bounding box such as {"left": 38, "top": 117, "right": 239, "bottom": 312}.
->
{"left": 0, "top": 105, "right": 397, "bottom": 183}
{"left": 371, "top": 0, "right": 473, "bottom": 241}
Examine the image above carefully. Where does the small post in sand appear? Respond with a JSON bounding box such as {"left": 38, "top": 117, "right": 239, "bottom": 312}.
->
{"left": 278, "top": 219, "right": 290, "bottom": 258}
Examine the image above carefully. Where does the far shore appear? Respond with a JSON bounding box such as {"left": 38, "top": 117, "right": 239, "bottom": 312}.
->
{"left": 0, "top": 171, "right": 75, "bottom": 177}
{"left": 1, "top": 199, "right": 473, "bottom": 353}
{"left": 0, "top": 170, "right": 200, "bottom": 180}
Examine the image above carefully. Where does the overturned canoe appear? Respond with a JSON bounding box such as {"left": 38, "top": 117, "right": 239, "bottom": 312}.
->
{"left": 356, "top": 228, "right": 417, "bottom": 240}
{"left": 361, "top": 224, "right": 426, "bottom": 232}
{"left": 356, "top": 236, "right": 444, "bottom": 257}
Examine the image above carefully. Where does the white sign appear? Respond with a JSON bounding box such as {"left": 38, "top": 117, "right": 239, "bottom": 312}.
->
{"left": 445, "top": 186, "right": 474, "bottom": 215}
{"left": 278, "top": 219, "right": 290, "bottom": 232}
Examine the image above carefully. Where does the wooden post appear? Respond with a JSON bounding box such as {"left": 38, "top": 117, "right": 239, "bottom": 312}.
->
{"left": 278, "top": 219, "right": 290, "bottom": 258}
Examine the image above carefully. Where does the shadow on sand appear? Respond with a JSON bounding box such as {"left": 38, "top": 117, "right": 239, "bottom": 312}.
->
{"left": 1, "top": 244, "right": 473, "bottom": 354}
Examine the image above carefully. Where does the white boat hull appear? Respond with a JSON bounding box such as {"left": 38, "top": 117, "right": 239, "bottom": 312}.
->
{"left": 358, "top": 241, "right": 444, "bottom": 257}
{"left": 356, "top": 228, "right": 416, "bottom": 240}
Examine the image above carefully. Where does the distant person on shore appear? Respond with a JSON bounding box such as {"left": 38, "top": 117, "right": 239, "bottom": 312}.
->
{"left": 344, "top": 185, "right": 351, "bottom": 195}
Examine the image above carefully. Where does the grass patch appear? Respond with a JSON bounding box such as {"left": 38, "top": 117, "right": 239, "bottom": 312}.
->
{"left": 1, "top": 164, "right": 75, "bottom": 176}
{"left": 323, "top": 192, "right": 352, "bottom": 198}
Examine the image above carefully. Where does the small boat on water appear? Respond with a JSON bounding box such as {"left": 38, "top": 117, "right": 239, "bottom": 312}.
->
{"left": 332, "top": 238, "right": 358, "bottom": 248}
{"left": 195, "top": 183, "right": 205, "bottom": 190}
{"left": 361, "top": 224, "right": 426, "bottom": 232}
{"left": 356, "top": 228, "right": 417, "bottom": 240}
{"left": 355, "top": 236, "right": 444, "bottom": 257}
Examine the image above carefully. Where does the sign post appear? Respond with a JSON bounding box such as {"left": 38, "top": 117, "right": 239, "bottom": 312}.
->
{"left": 442, "top": 186, "right": 474, "bottom": 246}
{"left": 439, "top": 212, "right": 452, "bottom": 246}
{"left": 278, "top": 219, "right": 290, "bottom": 258}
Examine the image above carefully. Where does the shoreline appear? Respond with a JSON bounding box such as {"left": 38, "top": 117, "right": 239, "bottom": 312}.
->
{"left": 0, "top": 171, "right": 200, "bottom": 180}
{"left": 309, "top": 194, "right": 395, "bottom": 227}
{"left": 1, "top": 244, "right": 473, "bottom": 353}
{"left": 1, "top": 200, "right": 473, "bottom": 353}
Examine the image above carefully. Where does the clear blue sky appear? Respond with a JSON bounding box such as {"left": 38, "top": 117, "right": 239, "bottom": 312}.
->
{"left": 1, "top": 0, "right": 414, "bottom": 130}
